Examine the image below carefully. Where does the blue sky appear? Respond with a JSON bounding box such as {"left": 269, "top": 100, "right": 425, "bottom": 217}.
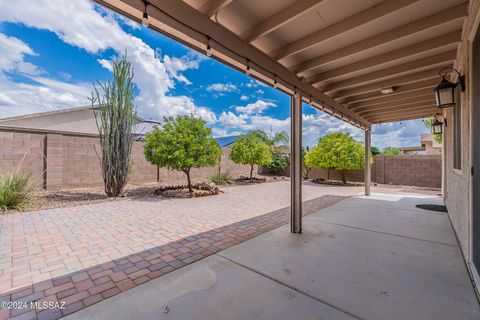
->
{"left": 0, "top": 0, "right": 429, "bottom": 149}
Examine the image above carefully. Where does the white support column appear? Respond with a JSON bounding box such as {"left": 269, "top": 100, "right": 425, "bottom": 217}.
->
{"left": 365, "top": 128, "right": 371, "bottom": 196}
{"left": 291, "top": 93, "right": 302, "bottom": 233}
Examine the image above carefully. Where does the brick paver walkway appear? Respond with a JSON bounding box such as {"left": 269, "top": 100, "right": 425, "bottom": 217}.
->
{"left": 0, "top": 181, "right": 361, "bottom": 319}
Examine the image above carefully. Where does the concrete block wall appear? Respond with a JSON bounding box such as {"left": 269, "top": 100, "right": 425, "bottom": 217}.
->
{"left": 0, "top": 128, "right": 255, "bottom": 190}
{"left": 307, "top": 154, "right": 441, "bottom": 188}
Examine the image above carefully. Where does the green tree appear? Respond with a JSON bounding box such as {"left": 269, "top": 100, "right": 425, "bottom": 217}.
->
{"left": 301, "top": 146, "right": 311, "bottom": 179}
{"left": 371, "top": 146, "right": 381, "bottom": 155}
{"left": 423, "top": 118, "right": 443, "bottom": 143}
{"left": 230, "top": 133, "right": 272, "bottom": 180}
{"left": 382, "top": 147, "right": 401, "bottom": 155}
{"left": 144, "top": 115, "right": 221, "bottom": 193}
{"left": 250, "top": 129, "right": 289, "bottom": 150}
{"left": 91, "top": 53, "right": 136, "bottom": 197}
{"left": 305, "top": 132, "right": 367, "bottom": 184}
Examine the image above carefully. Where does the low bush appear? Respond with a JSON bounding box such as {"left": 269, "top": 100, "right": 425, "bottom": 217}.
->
{"left": 207, "top": 171, "right": 234, "bottom": 185}
{"left": 0, "top": 170, "right": 35, "bottom": 211}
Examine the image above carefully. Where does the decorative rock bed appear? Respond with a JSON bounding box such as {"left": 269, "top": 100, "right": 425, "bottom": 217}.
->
{"left": 154, "top": 182, "right": 220, "bottom": 198}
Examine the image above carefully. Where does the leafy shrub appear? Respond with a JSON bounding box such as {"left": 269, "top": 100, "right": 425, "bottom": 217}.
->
{"left": 267, "top": 151, "right": 288, "bottom": 174}
{"left": 0, "top": 170, "right": 35, "bottom": 211}
{"left": 207, "top": 171, "right": 233, "bottom": 185}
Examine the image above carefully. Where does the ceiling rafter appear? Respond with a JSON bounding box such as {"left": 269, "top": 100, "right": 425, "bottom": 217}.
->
{"left": 340, "top": 78, "right": 439, "bottom": 104}
{"left": 359, "top": 103, "right": 436, "bottom": 117}
{"left": 354, "top": 99, "right": 436, "bottom": 114}
{"left": 199, "top": 0, "right": 234, "bottom": 18}
{"left": 331, "top": 67, "right": 443, "bottom": 99}
{"left": 292, "top": 2, "right": 468, "bottom": 74}
{"left": 307, "top": 30, "right": 461, "bottom": 85}
{"left": 366, "top": 108, "right": 437, "bottom": 122}
{"left": 321, "top": 51, "right": 455, "bottom": 93}
{"left": 241, "top": 0, "right": 324, "bottom": 42}
{"left": 269, "top": 0, "right": 419, "bottom": 60}
{"left": 346, "top": 88, "right": 436, "bottom": 108}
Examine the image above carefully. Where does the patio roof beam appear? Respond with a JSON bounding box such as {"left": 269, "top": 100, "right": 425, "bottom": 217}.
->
{"left": 355, "top": 100, "right": 437, "bottom": 115}
{"left": 307, "top": 30, "right": 462, "bottom": 84}
{"left": 270, "top": 0, "right": 419, "bottom": 60}
{"left": 340, "top": 79, "right": 438, "bottom": 104}
{"left": 360, "top": 104, "right": 436, "bottom": 117}
{"left": 241, "top": 0, "right": 324, "bottom": 42}
{"left": 292, "top": 3, "right": 468, "bottom": 74}
{"left": 365, "top": 108, "right": 437, "bottom": 122}
{"left": 95, "top": 0, "right": 370, "bottom": 128}
{"left": 370, "top": 112, "right": 435, "bottom": 124}
{"left": 199, "top": 0, "right": 233, "bottom": 18}
{"left": 330, "top": 67, "right": 443, "bottom": 99}
{"left": 348, "top": 93, "right": 435, "bottom": 110}
{"left": 321, "top": 51, "right": 455, "bottom": 92}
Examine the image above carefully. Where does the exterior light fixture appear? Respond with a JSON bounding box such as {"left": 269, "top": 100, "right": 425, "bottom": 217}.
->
{"left": 206, "top": 37, "right": 212, "bottom": 57}
{"left": 380, "top": 87, "right": 395, "bottom": 95}
{"left": 273, "top": 75, "right": 278, "bottom": 88}
{"left": 309, "top": 95, "right": 312, "bottom": 105}
{"left": 431, "top": 113, "right": 446, "bottom": 134}
{"left": 245, "top": 59, "right": 251, "bottom": 75}
{"left": 434, "top": 67, "right": 465, "bottom": 108}
{"left": 142, "top": 1, "right": 149, "bottom": 27}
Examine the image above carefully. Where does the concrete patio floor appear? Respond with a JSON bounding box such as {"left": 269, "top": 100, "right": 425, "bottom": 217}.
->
{"left": 66, "top": 192, "right": 480, "bottom": 320}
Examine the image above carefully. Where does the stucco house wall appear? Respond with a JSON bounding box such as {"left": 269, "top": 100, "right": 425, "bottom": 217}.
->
{"left": 443, "top": 0, "right": 479, "bottom": 289}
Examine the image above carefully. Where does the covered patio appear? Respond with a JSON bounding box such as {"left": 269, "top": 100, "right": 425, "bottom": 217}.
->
{"left": 66, "top": 192, "right": 480, "bottom": 320}
{"left": 12, "top": 0, "right": 478, "bottom": 318}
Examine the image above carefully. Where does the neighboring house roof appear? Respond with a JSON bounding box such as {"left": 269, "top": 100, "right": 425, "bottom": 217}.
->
{"left": 0, "top": 105, "right": 149, "bottom": 135}
{"left": 215, "top": 135, "right": 241, "bottom": 148}
{"left": 133, "top": 120, "right": 161, "bottom": 138}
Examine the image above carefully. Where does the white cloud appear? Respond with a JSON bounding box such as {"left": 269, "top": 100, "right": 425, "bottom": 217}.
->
{"left": 163, "top": 54, "right": 202, "bottom": 85}
{"left": 0, "top": 75, "right": 91, "bottom": 118}
{"left": 0, "top": 0, "right": 213, "bottom": 122}
{"left": 219, "top": 111, "right": 247, "bottom": 127}
{"left": 234, "top": 99, "right": 276, "bottom": 115}
{"left": 97, "top": 58, "right": 112, "bottom": 72}
{"left": 240, "top": 95, "right": 249, "bottom": 101}
{"left": 207, "top": 82, "right": 237, "bottom": 92}
{"left": 0, "top": 33, "right": 40, "bottom": 75}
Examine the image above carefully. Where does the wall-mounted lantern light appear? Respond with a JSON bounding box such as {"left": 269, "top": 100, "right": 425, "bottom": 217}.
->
{"left": 434, "top": 67, "right": 465, "bottom": 108}
{"left": 431, "top": 113, "right": 446, "bottom": 135}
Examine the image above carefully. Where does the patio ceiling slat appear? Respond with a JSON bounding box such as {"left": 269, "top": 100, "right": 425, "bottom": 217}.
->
{"left": 366, "top": 108, "right": 438, "bottom": 123}
{"left": 346, "top": 89, "right": 436, "bottom": 108}
{"left": 340, "top": 78, "right": 439, "bottom": 104}
{"left": 354, "top": 100, "right": 437, "bottom": 114}
{"left": 320, "top": 51, "right": 456, "bottom": 92}
{"left": 291, "top": 2, "right": 468, "bottom": 75}
{"left": 307, "top": 30, "right": 461, "bottom": 85}
{"left": 360, "top": 104, "right": 436, "bottom": 117}
{"left": 330, "top": 68, "right": 444, "bottom": 99}
{"left": 199, "top": 0, "right": 233, "bottom": 18}
{"left": 269, "top": 0, "right": 420, "bottom": 60}
{"left": 349, "top": 90, "right": 433, "bottom": 112}
{"left": 357, "top": 100, "right": 437, "bottom": 115}
{"left": 241, "top": 0, "right": 324, "bottom": 43}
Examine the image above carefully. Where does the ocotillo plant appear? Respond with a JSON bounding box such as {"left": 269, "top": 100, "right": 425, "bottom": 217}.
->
{"left": 91, "top": 53, "right": 136, "bottom": 197}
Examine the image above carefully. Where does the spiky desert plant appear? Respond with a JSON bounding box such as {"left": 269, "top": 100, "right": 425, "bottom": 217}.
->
{"left": 0, "top": 169, "right": 35, "bottom": 211}
{"left": 91, "top": 53, "right": 136, "bottom": 197}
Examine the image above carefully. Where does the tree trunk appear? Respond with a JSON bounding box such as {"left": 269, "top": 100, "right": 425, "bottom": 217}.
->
{"left": 185, "top": 169, "right": 193, "bottom": 193}
{"left": 250, "top": 164, "right": 254, "bottom": 181}
{"left": 340, "top": 170, "right": 347, "bottom": 184}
